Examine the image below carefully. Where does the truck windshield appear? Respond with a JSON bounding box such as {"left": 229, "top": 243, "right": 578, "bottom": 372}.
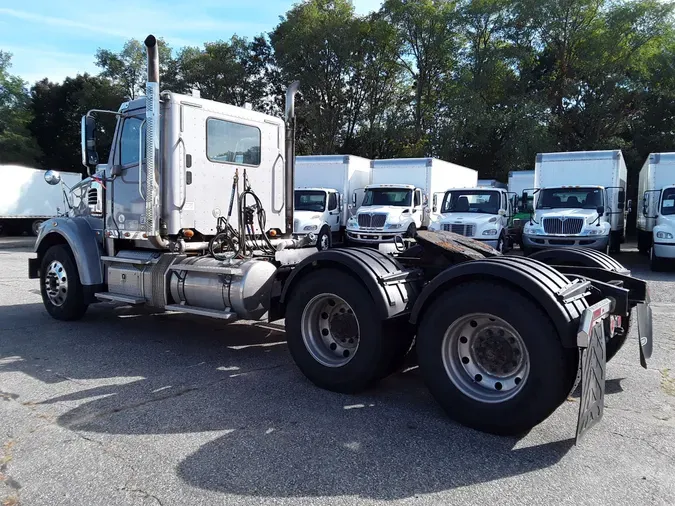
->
{"left": 294, "top": 191, "right": 326, "bottom": 212}
{"left": 662, "top": 188, "right": 675, "bottom": 216}
{"left": 442, "top": 190, "right": 500, "bottom": 215}
{"left": 537, "top": 188, "right": 603, "bottom": 210}
{"left": 362, "top": 189, "right": 412, "bottom": 207}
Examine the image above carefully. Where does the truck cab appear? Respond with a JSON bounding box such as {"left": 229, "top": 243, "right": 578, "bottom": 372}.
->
{"left": 522, "top": 186, "right": 612, "bottom": 253}
{"left": 429, "top": 187, "right": 512, "bottom": 253}
{"left": 649, "top": 185, "right": 675, "bottom": 268}
{"left": 293, "top": 187, "right": 341, "bottom": 250}
{"left": 346, "top": 184, "right": 424, "bottom": 244}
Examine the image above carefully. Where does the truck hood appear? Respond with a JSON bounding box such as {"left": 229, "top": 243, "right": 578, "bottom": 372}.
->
{"left": 293, "top": 210, "right": 323, "bottom": 221}
{"left": 434, "top": 212, "right": 499, "bottom": 224}
{"left": 357, "top": 206, "right": 409, "bottom": 216}
{"left": 534, "top": 208, "right": 599, "bottom": 221}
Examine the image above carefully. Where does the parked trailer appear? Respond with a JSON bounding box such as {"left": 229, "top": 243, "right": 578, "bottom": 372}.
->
{"left": 522, "top": 150, "right": 628, "bottom": 254}
{"left": 637, "top": 153, "right": 675, "bottom": 270}
{"left": 293, "top": 155, "right": 371, "bottom": 250}
{"left": 478, "top": 179, "right": 507, "bottom": 190}
{"left": 28, "top": 35, "right": 653, "bottom": 441}
{"left": 346, "top": 158, "right": 477, "bottom": 245}
{"left": 0, "top": 165, "right": 82, "bottom": 235}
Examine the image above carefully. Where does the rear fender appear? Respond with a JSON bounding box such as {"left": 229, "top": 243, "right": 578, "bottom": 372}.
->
{"left": 276, "top": 248, "right": 421, "bottom": 321}
{"left": 33, "top": 217, "right": 104, "bottom": 286}
{"left": 409, "top": 255, "right": 587, "bottom": 348}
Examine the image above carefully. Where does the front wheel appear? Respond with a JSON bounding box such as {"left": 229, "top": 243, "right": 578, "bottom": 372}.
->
{"left": 416, "top": 281, "right": 578, "bottom": 435}
{"left": 405, "top": 223, "right": 417, "bottom": 239}
{"left": 650, "top": 247, "right": 664, "bottom": 272}
{"left": 40, "top": 245, "right": 88, "bottom": 321}
{"left": 316, "top": 226, "right": 332, "bottom": 251}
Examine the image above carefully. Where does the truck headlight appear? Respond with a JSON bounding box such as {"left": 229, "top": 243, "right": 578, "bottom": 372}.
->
{"left": 482, "top": 229, "right": 498, "bottom": 236}
{"left": 657, "top": 231, "right": 674, "bottom": 239}
{"left": 524, "top": 227, "right": 543, "bottom": 235}
{"left": 385, "top": 223, "right": 403, "bottom": 230}
{"left": 304, "top": 225, "right": 319, "bottom": 231}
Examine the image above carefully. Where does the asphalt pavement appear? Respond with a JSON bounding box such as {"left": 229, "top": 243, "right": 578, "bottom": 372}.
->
{"left": 0, "top": 238, "right": 674, "bottom": 506}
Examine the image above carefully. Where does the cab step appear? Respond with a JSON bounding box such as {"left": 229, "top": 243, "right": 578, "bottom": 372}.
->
{"left": 165, "top": 304, "right": 238, "bottom": 321}
{"left": 95, "top": 292, "right": 146, "bottom": 305}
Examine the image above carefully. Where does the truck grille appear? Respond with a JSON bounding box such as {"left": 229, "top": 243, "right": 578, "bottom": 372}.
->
{"left": 442, "top": 223, "right": 475, "bottom": 237}
{"left": 358, "top": 213, "right": 387, "bottom": 228}
{"left": 542, "top": 217, "right": 584, "bottom": 235}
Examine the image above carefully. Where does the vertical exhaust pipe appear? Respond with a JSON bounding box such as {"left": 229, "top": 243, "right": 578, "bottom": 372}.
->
{"left": 284, "top": 81, "right": 300, "bottom": 236}
{"left": 144, "top": 35, "right": 168, "bottom": 248}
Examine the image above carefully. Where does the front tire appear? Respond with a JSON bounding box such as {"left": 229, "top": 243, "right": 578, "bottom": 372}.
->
{"left": 316, "top": 226, "right": 332, "bottom": 251}
{"left": 405, "top": 223, "right": 417, "bottom": 239}
{"left": 40, "top": 245, "right": 88, "bottom": 321}
{"left": 650, "top": 246, "right": 664, "bottom": 272}
{"left": 285, "top": 268, "right": 393, "bottom": 393}
{"left": 416, "top": 281, "right": 578, "bottom": 435}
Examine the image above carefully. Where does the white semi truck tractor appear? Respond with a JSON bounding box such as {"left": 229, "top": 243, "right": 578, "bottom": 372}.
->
{"left": 637, "top": 152, "right": 675, "bottom": 270}
{"left": 28, "top": 35, "right": 653, "bottom": 440}
{"left": 293, "top": 155, "right": 371, "bottom": 250}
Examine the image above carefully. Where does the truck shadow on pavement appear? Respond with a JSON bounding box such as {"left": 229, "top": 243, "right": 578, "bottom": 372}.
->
{"left": 1, "top": 301, "right": 589, "bottom": 500}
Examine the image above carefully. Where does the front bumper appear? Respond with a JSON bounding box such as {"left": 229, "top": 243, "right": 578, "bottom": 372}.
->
{"left": 346, "top": 230, "right": 403, "bottom": 244}
{"left": 523, "top": 233, "right": 609, "bottom": 251}
{"left": 474, "top": 237, "right": 498, "bottom": 248}
{"left": 653, "top": 242, "right": 675, "bottom": 259}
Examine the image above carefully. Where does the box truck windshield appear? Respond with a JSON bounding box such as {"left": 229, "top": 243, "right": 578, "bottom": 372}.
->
{"left": 537, "top": 187, "right": 603, "bottom": 210}
{"left": 363, "top": 188, "right": 412, "bottom": 207}
{"left": 294, "top": 191, "right": 326, "bottom": 212}
{"left": 442, "top": 190, "right": 500, "bottom": 215}
{"left": 662, "top": 188, "right": 675, "bottom": 216}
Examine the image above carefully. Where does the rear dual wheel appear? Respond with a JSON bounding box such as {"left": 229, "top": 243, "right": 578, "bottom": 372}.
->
{"left": 285, "top": 269, "right": 413, "bottom": 393}
{"left": 416, "top": 282, "right": 578, "bottom": 435}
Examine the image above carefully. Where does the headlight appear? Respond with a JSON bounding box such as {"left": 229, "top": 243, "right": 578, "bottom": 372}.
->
{"left": 385, "top": 223, "right": 403, "bottom": 230}
{"left": 657, "top": 231, "right": 674, "bottom": 239}
{"left": 524, "top": 227, "right": 543, "bottom": 235}
{"left": 585, "top": 228, "right": 609, "bottom": 236}
{"left": 482, "top": 229, "right": 498, "bottom": 236}
{"left": 303, "top": 225, "right": 318, "bottom": 231}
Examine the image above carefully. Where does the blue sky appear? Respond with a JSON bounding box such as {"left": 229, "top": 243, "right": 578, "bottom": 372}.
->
{"left": 0, "top": 0, "right": 384, "bottom": 85}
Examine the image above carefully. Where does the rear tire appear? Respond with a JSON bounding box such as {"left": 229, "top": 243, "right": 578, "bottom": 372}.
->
{"left": 285, "top": 268, "right": 392, "bottom": 393}
{"left": 609, "top": 231, "right": 621, "bottom": 254}
{"left": 637, "top": 230, "right": 651, "bottom": 255}
{"left": 416, "top": 281, "right": 578, "bottom": 435}
{"left": 31, "top": 219, "right": 45, "bottom": 236}
{"left": 40, "top": 245, "right": 88, "bottom": 321}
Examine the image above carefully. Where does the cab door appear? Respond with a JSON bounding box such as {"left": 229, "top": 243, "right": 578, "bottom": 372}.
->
{"left": 327, "top": 192, "right": 341, "bottom": 232}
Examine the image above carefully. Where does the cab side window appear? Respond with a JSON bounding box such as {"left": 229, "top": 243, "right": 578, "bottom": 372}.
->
{"left": 414, "top": 190, "right": 421, "bottom": 207}
{"left": 207, "top": 118, "right": 261, "bottom": 166}
{"left": 119, "top": 117, "right": 146, "bottom": 166}
{"left": 328, "top": 193, "right": 338, "bottom": 211}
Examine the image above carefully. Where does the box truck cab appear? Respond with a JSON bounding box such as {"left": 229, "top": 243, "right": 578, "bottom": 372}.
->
{"left": 293, "top": 155, "right": 371, "bottom": 250}
{"left": 637, "top": 152, "right": 675, "bottom": 270}
{"left": 346, "top": 158, "right": 477, "bottom": 245}
{"left": 522, "top": 150, "right": 628, "bottom": 254}
{"left": 428, "top": 187, "right": 513, "bottom": 253}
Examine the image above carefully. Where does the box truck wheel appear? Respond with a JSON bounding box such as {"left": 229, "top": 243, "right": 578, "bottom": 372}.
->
{"left": 637, "top": 231, "right": 651, "bottom": 255}
{"left": 31, "top": 219, "right": 45, "bottom": 236}
{"left": 285, "top": 268, "right": 392, "bottom": 393}
{"left": 609, "top": 231, "right": 621, "bottom": 254}
{"left": 650, "top": 247, "right": 665, "bottom": 272}
{"left": 316, "top": 226, "right": 332, "bottom": 251}
{"left": 416, "top": 281, "right": 577, "bottom": 435}
{"left": 40, "top": 245, "right": 88, "bottom": 321}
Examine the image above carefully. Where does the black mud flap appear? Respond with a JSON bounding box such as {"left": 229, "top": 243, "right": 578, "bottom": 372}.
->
{"left": 636, "top": 296, "right": 653, "bottom": 369}
{"left": 575, "top": 301, "right": 609, "bottom": 444}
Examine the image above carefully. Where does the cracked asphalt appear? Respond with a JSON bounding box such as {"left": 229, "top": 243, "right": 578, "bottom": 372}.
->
{"left": 1, "top": 238, "right": 674, "bottom": 506}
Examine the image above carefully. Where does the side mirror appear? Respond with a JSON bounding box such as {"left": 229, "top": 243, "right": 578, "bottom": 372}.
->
{"left": 627, "top": 199, "right": 633, "bottom": 213}
{"left": 81, "top": 115, "right": 99, "bottom": 170}
{"left": 44, "top": 170, "right": 61, "bottom": 186}
{"left": 423, "top": 194, "right": 429, "bottom": 206}
{"left": 351, "top": 192, "right": 356, "bottom": 205}
{"left": 597, "top": 206, "right": 605, "bottom": 216}
{"left": 520, "top": 192, "right": 528, "bottom": 210}
{"left": 498, "top": 209, "right": 506, "bottom": 216}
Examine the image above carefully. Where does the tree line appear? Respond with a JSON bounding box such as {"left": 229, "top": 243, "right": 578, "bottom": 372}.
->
{"left": 1, "top": 0, "right": 674, "bottom": 197}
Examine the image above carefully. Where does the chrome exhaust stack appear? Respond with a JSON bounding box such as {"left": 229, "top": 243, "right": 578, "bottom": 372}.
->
{"left": 284, "top": 81, "right": 300, "bottom": 237}
{"left": 144, "top": 34, "right": 168, "bottom": 248}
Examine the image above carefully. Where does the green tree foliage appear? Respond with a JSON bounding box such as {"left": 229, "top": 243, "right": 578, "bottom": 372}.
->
{"left": 29, "top": 75, "right": 126, "bottom": 173}
{"left": 0, "top": 51, "right": 41, "bottom": 166}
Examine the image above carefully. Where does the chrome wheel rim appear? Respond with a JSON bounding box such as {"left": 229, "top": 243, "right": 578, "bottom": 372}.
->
{"left": 44, "top": 260, "right": 69, "bottom": 307}
{"left": 442, "top": 313, "right": 529, "bottom": 403}
{"left": 319, "top": 234, "right": 330, "bottom": 250}
{"left": 301, "top": 293, "right": 360, "bottom": 367}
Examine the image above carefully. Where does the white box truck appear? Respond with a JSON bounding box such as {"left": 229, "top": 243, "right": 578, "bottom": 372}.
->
{"left": 637, "top": 152, "right": 675, "bottom": 270}
{"left": 293, "top": 155, "right": 371, "bottom": 249}
{"left": 346, "top": 158, "right": 477, "bottom": 244}
{"left": 522, "top": 150, "right": 628, "bottom": 254}
{"left": 428, "top": 185, "right": 514, "bottom": 253}
{"left": 0, "top": 165, "right": 82, "bottom": 235}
